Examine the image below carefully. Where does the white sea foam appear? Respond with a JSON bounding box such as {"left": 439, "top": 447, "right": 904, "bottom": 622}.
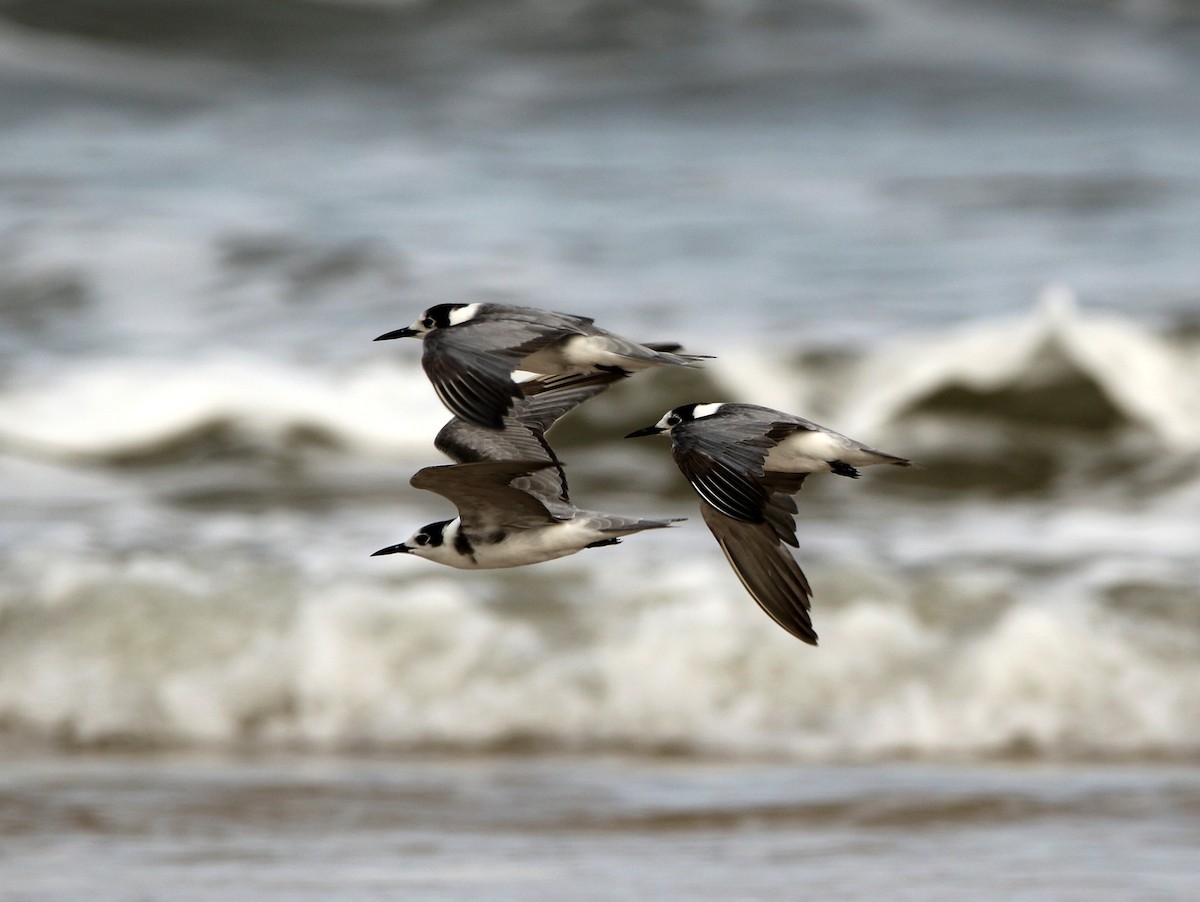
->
{"left": 1, "top": 544, "right": 1197, "bottom": 759}
{"left": 0, "top": 356, "right": 445, "bottom": 462}
{"left": 840, "top": 287, "right": 1200, "bottom": 449}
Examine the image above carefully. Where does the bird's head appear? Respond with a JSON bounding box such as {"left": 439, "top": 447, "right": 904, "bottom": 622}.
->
{"left": 625, "top": 402, "right": 726, "bottom": 438}
{"left": 371, "top": 519, "right": 454, "bottom": 562}
{"left": 374, "top": 304, "right": 483, "bottom": 341}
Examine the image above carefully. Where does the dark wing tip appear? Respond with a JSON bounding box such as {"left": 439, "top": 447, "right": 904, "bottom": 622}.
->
{"left": 700, "top": 505, "right": 817, "bottom": 646}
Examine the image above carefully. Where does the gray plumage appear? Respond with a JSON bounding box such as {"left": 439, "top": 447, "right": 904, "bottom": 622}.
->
{"left": 375, "top": 303, "right": 710, "bottom": 428}
{"left": 433, "top": 371, "right": 625, "bottom": 505}
{"left": 627, "top": 402, "right": 911, "bottom": 645}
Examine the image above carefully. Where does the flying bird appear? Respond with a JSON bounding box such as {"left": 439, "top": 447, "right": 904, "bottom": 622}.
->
{"left": 370, "top": 459, "right": 682, "bottom": 568}
{"left": 627, "top": 402, "right": 911, "bottom": 645}
{"left": 375, "top": 303, "right": 710, "bottom": 428}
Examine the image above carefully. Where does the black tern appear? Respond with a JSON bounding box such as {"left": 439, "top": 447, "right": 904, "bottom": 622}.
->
{"left": 371, "top": 459, "right": 683, "bottom": 568}
{"left": 375, "top": 303, "right": 711, "bottom": 429}
{"left": 627, "top": 402, "right": 911, "bottom": 645}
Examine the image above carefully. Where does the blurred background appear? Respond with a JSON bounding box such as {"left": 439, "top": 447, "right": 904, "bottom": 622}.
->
{"left": 1, "top": 0, "right": 1199, "bottom": 899}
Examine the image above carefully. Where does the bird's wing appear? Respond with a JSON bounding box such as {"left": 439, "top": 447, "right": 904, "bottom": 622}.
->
{"left": 757, "top": 471, "right": 808, "bottom": 547}
{"left": 515, "top": 371, "right": 625, "bottom": 430}
{"left": 671, "top": 435, "right": 773, "bottom": 523}
{"left": 669, "top": 407, "right": 821, "bottom": 522}
{"left": 700, "top": 502, "right": 817, "bottom": 646}
{"left": 481, "top": 304, "right": 595, "bottom": 329}
{"left": 434, "top": 371, "right": 625, "bottom": 504}
{"left": 422, "top": 320, "right": 566, "bottom": 428}
{"left": 410, "top": 460, "right": 561, "bottom": 531}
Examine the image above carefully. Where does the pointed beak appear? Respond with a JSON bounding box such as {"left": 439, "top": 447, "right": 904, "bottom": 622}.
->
{"left": 371, "top": 543, "right": 412, "bottom": 556}
{"left": 373, "top": 327, "right": 417, "bottom": 341}
{"left": 625, "top": 425, "right": 664, "bottom": 438}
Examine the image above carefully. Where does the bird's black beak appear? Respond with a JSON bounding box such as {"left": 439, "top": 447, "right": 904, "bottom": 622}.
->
{"left": 371, "top": 543, "right": 412, "bottom": 556}
{"left": 373, "top": 327, "right": 417, "bottom": 341}
{"left": 625, "top": 425, "right": 664, "bottom": 438}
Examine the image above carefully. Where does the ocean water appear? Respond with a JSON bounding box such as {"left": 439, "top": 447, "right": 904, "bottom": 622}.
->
{"left": 2, "top": 0, "right": 1200, "bottom": 898}
{"left": 4, "top": 753, "right": 1200, "bottom": 901}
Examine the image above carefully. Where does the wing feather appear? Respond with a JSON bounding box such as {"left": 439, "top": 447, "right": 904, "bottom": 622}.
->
{"left": 673, "top": 447, "right": 768, "bottom": 523}
{"left": 422, "top": 321, "right": 563, "bottom": 428}
{"left": 410, "top": 461, "right": 560, "bottom": 532}
{"left": 700, "top": 503, "right": 817, "bottom": 646}
{"left": 433, "top": 371, "right": 625, "bottom": 504}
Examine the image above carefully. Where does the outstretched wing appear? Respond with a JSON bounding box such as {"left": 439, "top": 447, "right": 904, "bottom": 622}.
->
{"left": 671, "top": 441, "right": 771, "bottom": 523}
{"left": 434, "top": 371, "right": 627, "bottom": 504}
{"left": 700, "top": 501, "right": 816, "bottom": 646}
{"left": 421, "top": 319, "right": 567, "bottom": 428}
{"left": 410, "top": 460, "right": 561, "bottom": 532}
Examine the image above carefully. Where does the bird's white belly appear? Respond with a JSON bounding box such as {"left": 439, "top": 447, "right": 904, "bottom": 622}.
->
{"left": 463, "top": 520, "right": 603, "bottom": 569}
{"left": 520, "top": 335, "right": 641, "bottom": 374}
{"left": 763, "top": 430, "right": 849, "bottom": 473}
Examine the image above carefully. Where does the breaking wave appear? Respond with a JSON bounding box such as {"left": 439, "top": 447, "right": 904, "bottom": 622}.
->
{"left": 2, "top": 296, "right": 1197, "bottom": 476}
{"left": 1, "top": 541, "right": 1197, "bottom": 759}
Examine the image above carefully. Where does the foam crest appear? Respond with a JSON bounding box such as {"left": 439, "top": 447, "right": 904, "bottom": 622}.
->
{"left": 2, "top": 297, "right": 1194, "bottom": 475}
{"left": 843, "top": 288, "right": 1200, "bottom": 449}
{"left": 2, "top": 551, "right": 1197, "bottom": 759}
{"left": 0, "top": 356, "right": 446, "bottom": 463}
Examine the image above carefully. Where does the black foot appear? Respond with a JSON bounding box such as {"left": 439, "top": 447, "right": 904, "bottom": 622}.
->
{"left": 828, "top": 460, "right": 860, "bottom": 478}
{"left": 595, "top": 365, "right": 632, "bottom": 377}
{"left": 585, "top": 537, "right": 622, "bottom": 549}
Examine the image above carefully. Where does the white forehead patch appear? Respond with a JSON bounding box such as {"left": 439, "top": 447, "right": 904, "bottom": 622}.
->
{"left": 690, "top": 403, "right": 725, "bottom": 419}
{"left": 447, "top": 303, "right": 483, "bottom": 326}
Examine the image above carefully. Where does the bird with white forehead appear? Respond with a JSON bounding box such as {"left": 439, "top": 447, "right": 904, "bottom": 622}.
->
{"left": 627, "top": 402, "right": 911, "bottom": 645}
{"left": 375, "top": 303, "right": 711, "bottom": 429}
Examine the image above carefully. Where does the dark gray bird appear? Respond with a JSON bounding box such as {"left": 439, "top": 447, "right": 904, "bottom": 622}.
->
{"left": 374, "top": 303, "right": 710, "bottom": 428}
{"left": 627, "top": 402, "right": 911, "bottom": 645}
{"left": 372, "top": 372, "right": 683, "bottom": 567}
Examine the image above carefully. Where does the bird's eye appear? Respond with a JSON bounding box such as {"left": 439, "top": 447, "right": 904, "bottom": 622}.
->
{"left": 667, "top": 415, "right": 680, "bottom": 426}
{"left": 415, "top": 534, "right": 430, "bottom": 545}
{"left": 422, "top": 317, "right": 435, "bottom": 328}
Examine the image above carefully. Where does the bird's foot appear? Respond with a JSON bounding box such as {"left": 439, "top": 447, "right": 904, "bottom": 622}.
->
{"left": 828, "top": 460, "right": 860, "bottom": 478}
{"left": 585, "top": 537, "right": 622, "bottom": 549}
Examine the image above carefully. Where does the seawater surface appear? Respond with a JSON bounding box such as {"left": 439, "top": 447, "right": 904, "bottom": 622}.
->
{"left": 3, "top": 753, "right": 1199, "bottom": 902}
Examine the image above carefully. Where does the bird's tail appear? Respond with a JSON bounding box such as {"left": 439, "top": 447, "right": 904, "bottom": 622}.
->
{"left": 642, "top": 342, "right": 714, "bottom": 367}
{"left": 867, "top": 449, "right": 913, "bottom": 467}
{"left": 592, "top": 514, "right": 687, "bottom": 535}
